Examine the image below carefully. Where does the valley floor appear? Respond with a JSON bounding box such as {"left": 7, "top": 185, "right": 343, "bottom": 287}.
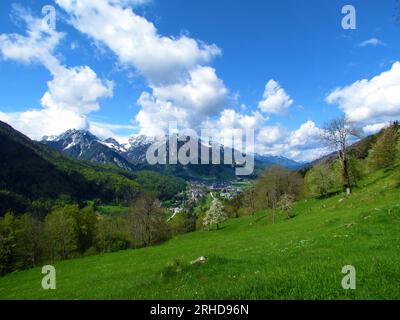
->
{"left": 0, "top": 169, "right": 399, "bottom": 300}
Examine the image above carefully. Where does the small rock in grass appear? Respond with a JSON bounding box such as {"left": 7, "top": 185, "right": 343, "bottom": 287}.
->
{"left": 190, "top": 256, "right": 207, "bottom": 265}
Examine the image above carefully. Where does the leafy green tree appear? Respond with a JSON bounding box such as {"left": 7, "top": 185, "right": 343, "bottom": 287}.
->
{"left": 397, "top": 130, "right": 400, "bottom": 160}
{"left": 203, "top": 198, "right": 227, "bottom": 230}
{"left": 304, "top": 162, "right": 341, "bottom": 197}
{"left": 73, "top": 205, "right": 98, "bottom": 253}
{"left": 14, "top": 214, "right": 43, "bottom": 269}
{"left": 224, "top": 193, "right": 245, "bottom": 218}
{"left": 44, "top": 206, "right": 77, "bottom": 261}
{"left": 367, "top": 123, "right": 400, "bottom": 170}
{"left": 0, "top": 213, "right": 17, "bottom": 275}
{"left": 128, "top": 193, "right": 170, "bottom": 247}
{"left": 348, "top": 156, "right": 365, "bottom": 185}
{"left": 255, "top": 166, "right": 303, "bottom": 209}
{"left": 96, "top": 216, "right": 130, "bottom": 253}
{"left": 169, "top": 210, "right": 196, "bottom": 235}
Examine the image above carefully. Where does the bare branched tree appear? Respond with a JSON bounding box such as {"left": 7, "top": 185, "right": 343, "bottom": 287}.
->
{"left": 320, "top": 117, "right": 362, "bottom": 195}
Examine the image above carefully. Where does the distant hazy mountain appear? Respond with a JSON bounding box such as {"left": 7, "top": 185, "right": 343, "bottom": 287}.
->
{"left": 254, "top": 154, "right": 307, "bottom": 170}
{"left": 41, "top": 130, "right": 307, "bottom": 180}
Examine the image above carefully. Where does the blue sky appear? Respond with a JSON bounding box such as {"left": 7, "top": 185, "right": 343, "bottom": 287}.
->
{"left": 1, "top": 0, "right": 400, "bottom": 161}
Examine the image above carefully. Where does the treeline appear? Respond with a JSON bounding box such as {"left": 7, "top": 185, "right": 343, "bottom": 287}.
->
{"left": 0, "top": 193, "right": 195, "bottom": 276}
{"left": 225, "top": 166, "right": 304, "bottom": 219}
{"left": 226, "top": 122, "right": 400, "bottom": 219}
{"left": 305, "top": 122, "right": 400, "bottom": 198}
{"left": 0, "top": 165, "right": 186, "bottom": 217}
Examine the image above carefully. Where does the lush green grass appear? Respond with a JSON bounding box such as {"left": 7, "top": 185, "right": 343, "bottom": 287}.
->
{"left": 0, "top": 169, "right": 399, "bottom": 300}
{"left": 97, "top": 204, "right": 129, "bottom": 216}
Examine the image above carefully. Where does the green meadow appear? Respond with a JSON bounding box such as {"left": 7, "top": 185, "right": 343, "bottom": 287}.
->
{"left": 0, "top": 168, "right": 399, "bottom": 300}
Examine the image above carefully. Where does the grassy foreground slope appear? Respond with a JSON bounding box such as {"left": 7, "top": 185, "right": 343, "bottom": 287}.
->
{"left": 0, "top": 169, "right": 399, "bottom": 300}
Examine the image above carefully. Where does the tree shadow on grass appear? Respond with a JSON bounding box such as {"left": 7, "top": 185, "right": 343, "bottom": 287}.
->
{"left": 316, "top": 190, "right": 342, "bottom": 200}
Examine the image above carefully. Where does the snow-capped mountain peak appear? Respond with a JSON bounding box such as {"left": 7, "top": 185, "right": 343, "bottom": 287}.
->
{"left": 41, "top": 129, "right": 134, "bottom": 171}
{"left": 100, "top": 138, "right": 128, "bottom": 153}
{"left": 40, "top": 128, "right": 308, "bottom": 179}
{"left": 127, "top": 134, "right": 160, "bottom": 149}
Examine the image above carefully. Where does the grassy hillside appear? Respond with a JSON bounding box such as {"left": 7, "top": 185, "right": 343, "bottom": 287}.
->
{"left": 0, "top": 168, "right": 399, "bottom": 300}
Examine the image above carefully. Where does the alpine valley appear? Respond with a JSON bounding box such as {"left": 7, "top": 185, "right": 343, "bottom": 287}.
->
{"left": 41, "top": 129, "right": 307, "bottom": 181}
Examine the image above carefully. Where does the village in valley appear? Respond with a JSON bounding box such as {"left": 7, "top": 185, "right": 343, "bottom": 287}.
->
{"left": 167, "top": 180, "right": 248, "bottom": 217}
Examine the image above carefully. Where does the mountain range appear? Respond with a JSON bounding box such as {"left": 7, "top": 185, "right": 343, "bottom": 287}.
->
{"left": 41, "top": 129, "right": 307, "bottom": 180}
{"left": 42, "top": 130, "right": 134, "bottom": 171}
{"left": 0, "top": 121, "right": 185, "bottom": 215}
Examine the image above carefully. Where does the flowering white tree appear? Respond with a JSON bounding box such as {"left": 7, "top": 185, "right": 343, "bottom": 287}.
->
{"left": 203, "top": 198, "right": 227, "bottom": 230}
{"left": 277, "top": 194, "right": 295, "bottom": 219}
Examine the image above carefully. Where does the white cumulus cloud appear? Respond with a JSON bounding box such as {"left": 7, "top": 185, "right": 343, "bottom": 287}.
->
{"left": 0, "top": 108, "right": 89, "bottom": 140}
{"left": 135, "top": 92, "right": 190, "bottom": 137}
{"left": 257, "top": 125, "right": 287, "bottom": 145}
{"left": 0, "top": 8, "right": 62, "bottom": 68}
{"left": 41, "top": 66, "right": 114, "bottom": 114}
{"left": 152, "top": 66, "right": 228, "bottom": 117}
{"left": 362, "top": 122, "right": 390, "bottom": 135}
{"left": 55, "top": 0, "right": 220, "bottom": 86}
{"left": 326, "top": 62, "right": 400, "bottom": 125}
{"left": 258, "top": 80, "right": 293, "bottom": 115}
{"left": 256, "top": 121, "right": 326, "bottom": 162}
{"left": 0, "top": 10, "right": 114, "bottom": 140}
{"left": 55, "top": 0, "right": 228, "bottom": 136}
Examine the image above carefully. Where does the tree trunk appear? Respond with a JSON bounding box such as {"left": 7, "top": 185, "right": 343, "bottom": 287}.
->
{"left": 339, "top": 150, "right": 352, "bottom": 196}
{"left": 343, "top": 156, "right": 352, "bottom": 195}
